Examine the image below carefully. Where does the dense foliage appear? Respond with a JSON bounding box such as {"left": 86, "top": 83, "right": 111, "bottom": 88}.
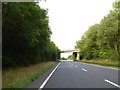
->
{"left": 2, "top": 2, "right": 60, "bottom": 68}
{"left": 76, "top": 1, "right": 119, "bottom": 61}
{"left": 67, "top": 55, "right": 75, "bottom": 60}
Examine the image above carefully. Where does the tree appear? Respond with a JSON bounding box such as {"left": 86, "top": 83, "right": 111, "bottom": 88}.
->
{"left": 76, "top": 24, "right": 99, "bottom": 60}
{"left": 2, "top": 2, "right": 60, "bottom": 68}
{"left": 76, "top": 1, "right": 119, "bottom": 61}
{"left": 97, "top": 9, "right": 118, "bottom": 60}
{"left": 67, "top": 55, "right": 75, "bottom": 60}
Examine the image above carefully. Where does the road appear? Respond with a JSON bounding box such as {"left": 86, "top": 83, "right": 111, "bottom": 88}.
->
{"left": 26, "top": 60, "right": 120, "bottom": 89}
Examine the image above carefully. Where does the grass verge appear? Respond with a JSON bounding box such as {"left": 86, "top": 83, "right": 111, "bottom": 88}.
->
{"left": 2, "top": 61, "right": 57, "bottom": 89}
{"left": 79, "top": 59, "right": 120, "bottom": 68}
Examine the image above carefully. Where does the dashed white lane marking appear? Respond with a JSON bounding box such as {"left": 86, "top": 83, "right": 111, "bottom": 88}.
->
{"left": 105, "top": 79, "right": 120, "bottom": 88}
{"left": 39, "top": 62, "right": 61, "bottom": 89}
{"left": 75, "top": 65, "right": 78, "bottom": 67}
{"left": 82, "top": 68, "right": 87, "bottom": 72}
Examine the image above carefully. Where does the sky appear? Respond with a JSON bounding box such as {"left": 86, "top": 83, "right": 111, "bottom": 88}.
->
{"left": 39, "top": 0, "right": 115, "bottom": 58}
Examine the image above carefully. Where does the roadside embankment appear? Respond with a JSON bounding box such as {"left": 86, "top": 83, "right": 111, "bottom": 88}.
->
{"left": 79, "top": 59, "right": 120, "bottom": 68}
{"left": 2, "top": 61, "right": 57, "bottom": 89}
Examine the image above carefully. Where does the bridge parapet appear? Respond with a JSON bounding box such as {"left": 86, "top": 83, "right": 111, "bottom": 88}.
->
{"left": 60, "top": 49, "right": 80, "bottom": 53}
{"left": 60, "top": 49, "right": 80, "bottom": 60}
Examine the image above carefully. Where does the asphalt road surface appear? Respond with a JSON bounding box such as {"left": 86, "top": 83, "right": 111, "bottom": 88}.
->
{"left": 27, "top": 60, "right": 120, "bottom": 89}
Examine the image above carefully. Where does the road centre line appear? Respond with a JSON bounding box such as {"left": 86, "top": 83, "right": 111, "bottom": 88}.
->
{"left": 105, "top": 79, "right": 120, "bottom": 88}
{"left": 82, "top": 68, "right": 87, "bottom": 72}
{"left": 39, "top": 62, "right": 61, "bottom": 89}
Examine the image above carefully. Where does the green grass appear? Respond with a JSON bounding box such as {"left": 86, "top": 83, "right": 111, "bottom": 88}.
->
{"left": 2, "top": 61, "right": 57, "bottom": 89}
{"left": 79, "top": 59, "right": 120, "bottom": 68}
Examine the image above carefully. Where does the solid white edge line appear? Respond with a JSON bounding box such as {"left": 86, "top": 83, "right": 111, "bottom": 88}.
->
{"left": 105, "top": 79, "right": 120, "bottom": 88}
{"left": 39, "top": 62, "right": 61, "bottom": 90}
{"left": 82, "top": 68, "right": 87, "bottom": 72}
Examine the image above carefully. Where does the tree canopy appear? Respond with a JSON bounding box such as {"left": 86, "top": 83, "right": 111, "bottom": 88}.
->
{"left": 2, "top": 2, "right": 60, "bottom": 68}
{"left": 76, "top": 1, "right": 119, "bottom": 61}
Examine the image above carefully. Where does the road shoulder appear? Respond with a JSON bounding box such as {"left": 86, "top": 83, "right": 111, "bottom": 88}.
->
{"left": 25, "top": 62, "right": 59, "bottom": 89}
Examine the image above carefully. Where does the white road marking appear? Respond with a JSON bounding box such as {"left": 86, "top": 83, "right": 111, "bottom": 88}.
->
{"left": 82, "top": 68, "right": 87, "bottom": 72}
{"left": 75, "top": 65, "right": 78, "bottom": 67}
{"left": 39, "top": 62, "right": 61, "bottom": 89}
{"left": 105, "top": 79, "right": 120, "bottom": 88}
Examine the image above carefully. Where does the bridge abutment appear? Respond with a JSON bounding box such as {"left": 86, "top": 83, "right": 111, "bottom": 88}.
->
{"left": 76, "top": 52, "right": 80, "bottom": 60}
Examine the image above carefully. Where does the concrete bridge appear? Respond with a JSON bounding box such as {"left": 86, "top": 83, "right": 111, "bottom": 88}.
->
{"left": 60, "top": 49, "right": 80, "bottom": 60}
